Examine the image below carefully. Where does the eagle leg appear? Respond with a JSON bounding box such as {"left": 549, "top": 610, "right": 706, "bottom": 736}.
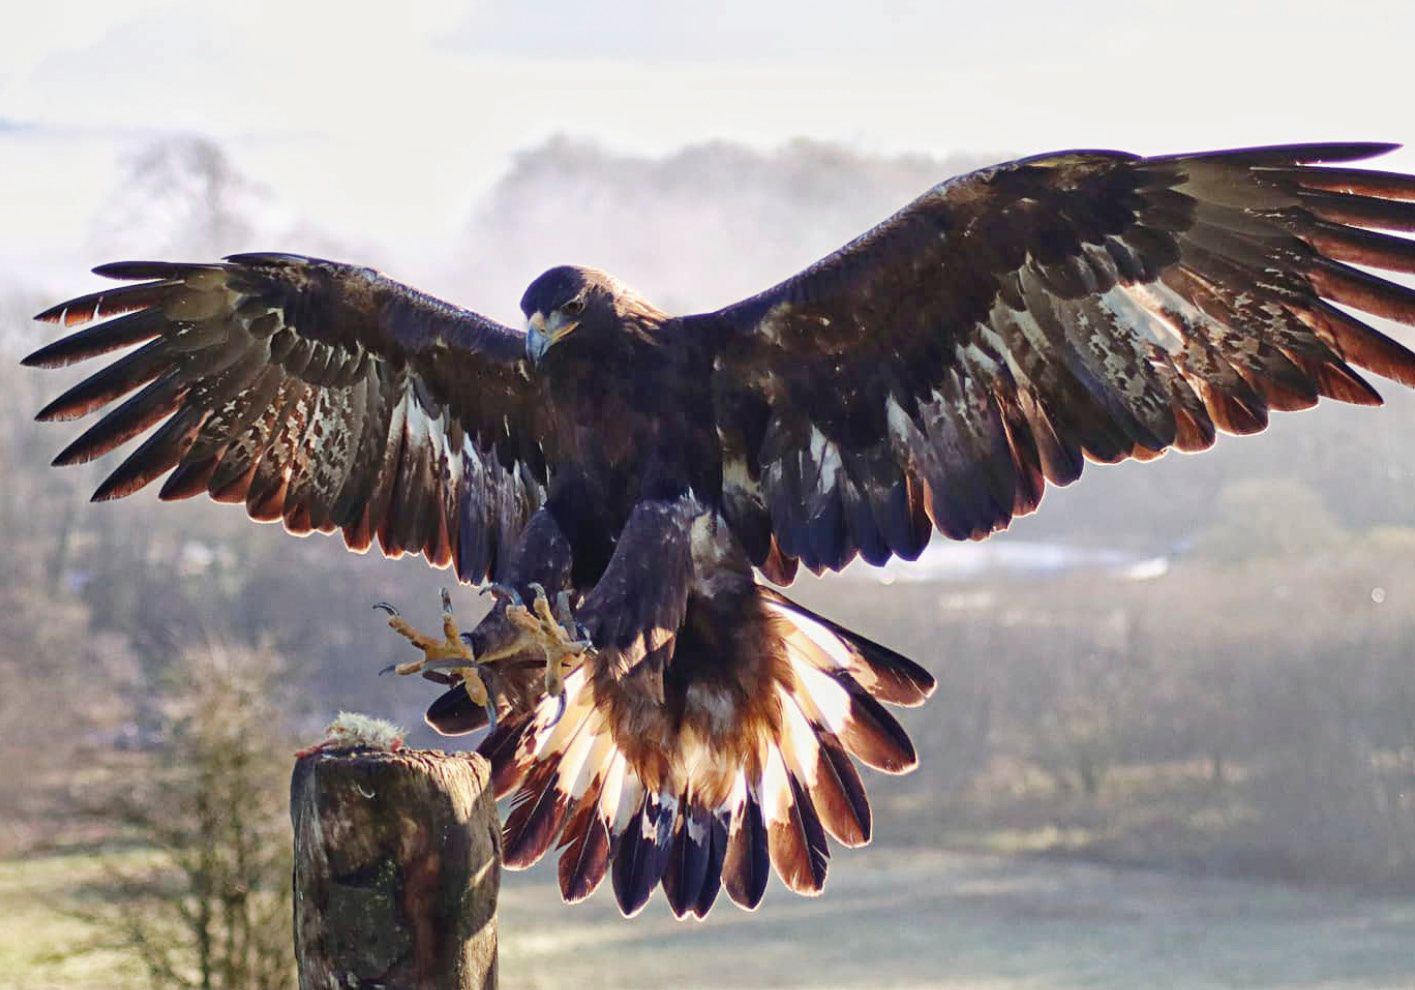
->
{"left": 502, "top": 582, "right": 593, "bottom": 716}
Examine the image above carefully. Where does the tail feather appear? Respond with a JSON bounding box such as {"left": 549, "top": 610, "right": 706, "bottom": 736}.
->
{"left": 779, "top": 686, "right": 870, "bottom": 847}
{"left": 693, "top": 812, "right": 729, "bottom": 918}
{"left": 611, "top": 791, "right": 676, "bottom": 917}
{"left": 482, "top": 712, "right": 535, "bottom": 798}
{"left": 503, "top": 720, "right": 597, "bottom": 868}
{"left": 662, "top": 804, "right": 714, "bottom": 919}
{"left": 722, "top": 782, "right": 771, "bottom": 910}
{"left": 762, "top": 742, "right": 830, "bottom": 894}
{"left": 502, "top": 761, "right": 566, "bottom": 868}
{"left": 766, "top": 594, "right": 935, "bottom": 707}
{"left": 557, "top": 803, "right": 612, "bottom": 903}
{"left": 781, "top": 684, "right": 865, "bottom": 848}
{"left": 555, "top": 749, "right": 630, "bottom": 904}
{"left": 472, "top": 586, "right": 928, "bottom": 918}
{"left": 790, "top": 659, "right": 918, "bottom": 773}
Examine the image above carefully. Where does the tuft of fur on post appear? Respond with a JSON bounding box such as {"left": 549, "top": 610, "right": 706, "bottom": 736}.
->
{"left": 296, "top": 711, "right": 406, "bottom": 757}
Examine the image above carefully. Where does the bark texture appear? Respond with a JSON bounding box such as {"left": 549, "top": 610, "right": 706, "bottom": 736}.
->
{"left": 291, "top": 748, "right": 499, "bottom": 989}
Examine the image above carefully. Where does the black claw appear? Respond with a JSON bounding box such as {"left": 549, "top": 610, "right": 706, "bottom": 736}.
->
{"left": 479, "top": 582, "right": 523, "bottom": 608}
{"left": 553, "top": 590, "right": 576, "bottom": 625}
{"left": 378, "top": 662, "right": 399, "bottom": 676}
{"left": 545, "top": 690, "right": 567, "bottom": 729}
{"left": 372, "top": 602, "right": 400, "bottom": 617}
{"left": 440, "top": 587, "right": 453, "bottom": 614}
{"left": 484, "top": 693, "right": 499, "bottom": 734}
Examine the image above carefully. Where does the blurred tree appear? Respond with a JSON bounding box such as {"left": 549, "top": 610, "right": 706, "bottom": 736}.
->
{"left": 78, "top": 643, "right": 297, "bottom": 990}
{"left": 88, "top": 136, "right": 263, "bottom": 260}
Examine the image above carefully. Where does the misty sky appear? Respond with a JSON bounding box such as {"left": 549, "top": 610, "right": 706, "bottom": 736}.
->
{"left": 4, "top": 0, "right": 1414, "bottom": 286}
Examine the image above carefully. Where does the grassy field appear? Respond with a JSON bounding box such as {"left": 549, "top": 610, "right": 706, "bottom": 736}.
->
{"left": 495, "top": 849, "right": 1415, "bottom": 989}
{"left": 0, "top": 851, "right": 147, "bottom": 990}
{"left": 9, "top": 844, "right": 1409, "bottom": 990}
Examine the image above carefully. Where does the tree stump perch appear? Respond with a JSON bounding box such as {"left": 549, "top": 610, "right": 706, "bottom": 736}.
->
{"left": 291, "top": 747, "right": 500, "bottom": 989}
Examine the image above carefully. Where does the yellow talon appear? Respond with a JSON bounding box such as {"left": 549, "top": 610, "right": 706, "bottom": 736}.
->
{"left": 378, "top": 588, "right": 476, "bottom": 677}
{"left": 377, "top": 583, "right": 589, "bottom": 729}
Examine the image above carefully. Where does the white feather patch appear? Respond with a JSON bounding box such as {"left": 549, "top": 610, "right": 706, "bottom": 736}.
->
{"left": 760, "top": 740, "right": 794, "bottom": 828}
{"left": 777, "top": 687, "right": 823, "bottom": 786}
{"left": 789, "top": 654, "right": 854, "bottom": 736}
{"left": 806, "top": 426, "right": 843, "bottom": 493}
{"left": 598, "top": 751, "right": 629, "bottom": 822}
{"left": 768, "top": 602, "right": 855, "bottom": 669}
{"left": 613, "top": 773, "right": 646, "bottom": 833}
{"left": 1099, "top": 283, "right": 1187, "bottom": 353}
{"left": 551, "top": 710, "right": 603, "bottom": 793}
{"left": 567, "top": 728, "right": 616, "bottom": 802}
{"left": 649, "top": 793, "right": 679, "bottom": 840}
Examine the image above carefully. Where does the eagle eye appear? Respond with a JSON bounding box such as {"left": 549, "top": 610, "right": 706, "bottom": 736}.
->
{"left": 563, "top": 299, "right": 585, "bottom": 316}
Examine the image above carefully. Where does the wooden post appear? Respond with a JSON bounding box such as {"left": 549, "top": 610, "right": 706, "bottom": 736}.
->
{"left": 291, "top": 747, "right": 500, "bottom": 989}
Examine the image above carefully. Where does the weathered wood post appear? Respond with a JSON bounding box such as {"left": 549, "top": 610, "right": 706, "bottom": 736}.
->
{"left": 291, "top": 740, "right": 500, "bottom": 990}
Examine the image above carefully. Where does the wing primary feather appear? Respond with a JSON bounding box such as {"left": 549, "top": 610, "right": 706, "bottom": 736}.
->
{"left": 423, "top": 682, "right": 490, "bottom": 735}
{"left": 35, "top": 339, "right": 169, "bottom": 422}
{"left": 51, "top": 374, "right": 186, "bottom": 466}
{"left": 1295, "top": 188, "right": 1415, "bottom": 232}
{"left": 1166, "top": 142, "right": 1400, "bottom": 166}
{"left": 1299, "top": 220, "right": 1415, "bottom": 274}
{"left": 1257, "top": 164, "right": 1415, "bottom": 202}
{"left": 24, "top": 308, "right": 167, "bottom": 366}
{"left": 90, "top": 261, "right": 221, "bottom": 281}
{"left": 91, "top": 405, "right": 208, "bottom": 501}
{"left": 1309, "top": 257, "right": 1415, "bottom": 325}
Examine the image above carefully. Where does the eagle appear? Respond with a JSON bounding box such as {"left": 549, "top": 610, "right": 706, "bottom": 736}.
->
{"left": 27, "top": 142, "right": 1415, "bottom": 919}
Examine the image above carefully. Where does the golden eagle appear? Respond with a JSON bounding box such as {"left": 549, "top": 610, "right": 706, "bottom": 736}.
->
{"left": 27, "top": 143, "right": 1415, "bottom": 918}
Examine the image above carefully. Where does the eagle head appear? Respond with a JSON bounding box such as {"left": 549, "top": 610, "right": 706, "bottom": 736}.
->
{"left": 520, "top": 265, "right": 666, "bottom": 366}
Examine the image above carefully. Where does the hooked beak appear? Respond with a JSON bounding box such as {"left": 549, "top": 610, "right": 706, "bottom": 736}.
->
{"left": 526, "top": 311, "right": 579, "bottom": 366}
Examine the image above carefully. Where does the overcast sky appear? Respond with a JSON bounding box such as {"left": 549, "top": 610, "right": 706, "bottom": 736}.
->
{"left": 4, "top": 0, "right": 1414, "bottom": 285}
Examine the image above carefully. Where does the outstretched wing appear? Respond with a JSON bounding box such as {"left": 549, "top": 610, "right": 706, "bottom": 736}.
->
{"left": 691, "top": 143, "right": 1415, "bottom": 579}
{"left": 27, "top": 253, "right": 545, "bottom": 582}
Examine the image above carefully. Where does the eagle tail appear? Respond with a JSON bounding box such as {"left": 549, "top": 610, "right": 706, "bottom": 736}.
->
{"left": 481, "top": 588, "right": 933, "bottom": 918}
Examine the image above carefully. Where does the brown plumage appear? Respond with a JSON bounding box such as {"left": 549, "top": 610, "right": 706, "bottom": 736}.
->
{"left": 27, "top": 143, "right": 1415, "bottom": 917}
